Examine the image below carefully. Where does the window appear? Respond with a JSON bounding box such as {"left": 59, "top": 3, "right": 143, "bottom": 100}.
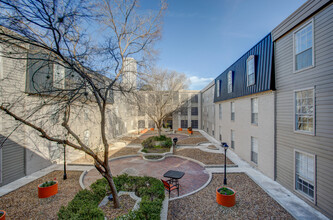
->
{"left": 219, "top": 126, "right": 222, "bottom": 141}
{"left": 181, "top": 120, "right": 188, "bottom": 129}
{"left": 216, "top": 80, "right": 221, "bottom": 97}
{"left": 295, "top": 151, "right": 315, "bottom": 201}
{"left": 219, "top": 104, "right": 222, "bottom": 120}
{"left": 0, "top": 45, "right": 3, "bottom": 80}
{"left": 191, "top": 95, "right": 198, "bottom": 103}
{"left": 295, "top": 88, "right": 314, "bottom": 133}
{"left": 231, "top": 102, "right": 235, "bottom": 121}
{"left": 53, "top": 63, "right": 65, "bottom": 89}
{"left": 251, "top": 98, "right": 258, "bottom": 125}
{"left": 251, "top": 137, "right": 258, "bottom": 164}
{"left": 247, "top": 55, "right": 255, "bottom": 86}
{"left": 294, "top": 21, "right": 313, "bottom": 71}
{"left": 228, "top": 71, "right": 233, "bottom": 93}
{"left": 138, "top": 120, "right": 145, "bottom": 129}
{"left": 231, "top": 130, "right": 234, "bottom": 149}
{"left": 191, "top": 120, "right": 198, "bottom": 129}
{"left": 191, "top": 107, "right": 198, "bottom": 116}
{"left": 181, "top": 107, "right": 188, "bottom": 115}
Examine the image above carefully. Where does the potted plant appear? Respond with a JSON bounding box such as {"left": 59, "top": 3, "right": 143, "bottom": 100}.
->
{"left": 216, "top": 187, "right": 236, "bottom": 207}
{"left": 38, "top": 179, "right": 58, "bottom": 198}
{"left": 178, "top": 128, "right": 182, "bottom": 131}
{"left": 187, "top": 127, "right": 192, "bottom": 134}
{"left": 0, "top": 210, "right": 6, "bottom": 220}
{"left": 150, "top": 128, "right": 154, "bottom": 131}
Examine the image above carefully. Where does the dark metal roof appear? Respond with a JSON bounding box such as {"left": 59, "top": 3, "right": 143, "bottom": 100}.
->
{"left": 214, "top": 33, "right": 274, "bottom": 103}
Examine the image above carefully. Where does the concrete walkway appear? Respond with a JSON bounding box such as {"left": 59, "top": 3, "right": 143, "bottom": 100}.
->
{"left": 199, "top": 130, "right": 329, "bottom": 220}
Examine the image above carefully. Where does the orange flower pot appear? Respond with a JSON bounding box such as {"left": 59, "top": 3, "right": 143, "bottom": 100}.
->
{"left": 38, "top": 181, "right": 58, "bottom": 198}
{"left": 150, "top": 128, "right": 154, "bottom": 131}
{"left": 216, "top": 187, "right": 236, "bottom": 207}
{"left": 188, "top": 130, "right": 193, "bottom": 134}
{"left": 178, "top": 128, "right": 182, "bottom": 131}
{"left": 0, "top": 210, "right": 6, "bottom": 220}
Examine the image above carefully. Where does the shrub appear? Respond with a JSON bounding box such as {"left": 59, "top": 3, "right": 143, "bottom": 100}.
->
{"left": 141, "top": 135, "right": 172, "bottom": 148}
{"left": 58, "top": 174, "right": 165, "bottom": 219}
{"left": 39, "top": 180, "right": 56, "bottom": 187}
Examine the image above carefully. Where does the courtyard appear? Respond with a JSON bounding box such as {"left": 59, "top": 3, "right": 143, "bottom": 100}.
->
{"left": 0, "top": 130, "right": 324, "bottom": 219}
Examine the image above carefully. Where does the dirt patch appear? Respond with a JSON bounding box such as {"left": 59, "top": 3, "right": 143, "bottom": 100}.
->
{"left": 142, "top": 147, "right": 170, "bottom": 153}
{"left": 175, "top": 148, "right": 234, "bottom": 165}
{"left": 100, "top": 194, "right": 136, "bottom": 219}
{"left": 168, "top": 173, "right": 294, "bottom": 219}
{"left": 0, "top": 171, "right": 82, "bottom": 220}
{"left": 177, "top": 137, "right": 209, "bottom": 145}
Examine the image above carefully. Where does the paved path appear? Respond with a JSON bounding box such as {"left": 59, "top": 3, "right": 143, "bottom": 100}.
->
{"left": 83, "top": 156, "right": 209, "bottom": 198}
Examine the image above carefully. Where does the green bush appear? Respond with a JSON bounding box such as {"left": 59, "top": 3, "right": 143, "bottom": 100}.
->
{"left": 39, "top": 180, "right": 56, "bottom": 187}
{"left": 141, "top": 135, "right": 172, "bottom": 148}
{"left": 58, "top": 174, "right": 165, "bottom": 220}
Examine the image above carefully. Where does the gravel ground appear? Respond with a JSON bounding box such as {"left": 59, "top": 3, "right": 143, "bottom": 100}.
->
{"left": 71, "top": 147, "right": 140, "bottom": 164}
{"left": 177, "top": 137, "right": 209, "bottom": 145}
{"left": 110, "top": 147, "right": 140, "bottom": 158}
{"left": 175, "top": 148, "right": 234, "bottom": 165}
{"left": 100, "top": 194, "right": 136, "bottom": 219}
{"left": 168, "top": 173, "right": 294, "bottom": 220}
{"left": 0, "top": 171, "right": 82, "bottom": 220}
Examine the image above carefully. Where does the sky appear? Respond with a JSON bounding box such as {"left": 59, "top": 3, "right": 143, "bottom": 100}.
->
{"left": 141, "top": 0, "right": 307, "bottom": 90}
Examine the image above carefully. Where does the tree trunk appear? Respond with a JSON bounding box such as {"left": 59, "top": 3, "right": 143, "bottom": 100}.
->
{"left": 95, "top": 162, "right": 120, "bottom": 208}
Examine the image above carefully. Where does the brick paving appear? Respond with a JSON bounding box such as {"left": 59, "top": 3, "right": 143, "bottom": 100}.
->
{"left": 83, "top": 156, "right": 209, "bottom": 198}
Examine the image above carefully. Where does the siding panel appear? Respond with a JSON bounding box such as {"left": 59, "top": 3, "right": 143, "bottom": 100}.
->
{"left": 274, "top": 3, "right": 333, "bottom": 218}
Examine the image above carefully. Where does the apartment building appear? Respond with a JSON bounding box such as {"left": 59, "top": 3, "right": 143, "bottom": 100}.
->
{"left": 272, "top": 0, "right": 333, "bottom": 218}
{"left": 212, "top": 34, "right": 275, "bottom": 179}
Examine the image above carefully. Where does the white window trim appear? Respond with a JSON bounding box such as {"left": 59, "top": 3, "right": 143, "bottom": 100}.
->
{"left": 251, "top": 136, "right": 258, "bottom": 165}
{"left": 247, "top": 55, "right": 255, "bottom": 86}
{"left": 293, "top": 18, "right": 315, "bottom": 73}
{"left": 293, "top": 149, "right": 316, "bottom": 203}
{"left": 231, "top": 102, "right": 235, "bottom": 121}
{"left": 293, "top": 87, "right": 316, "bottom": 136}
{"left": 216, "top": 80, "right": 221, "bottom": 97}
{"left": 228, "top": 71, "right": 233, "bottom": 93}
{"left": 251, "top": 98, "right": 258, "bottom": 125}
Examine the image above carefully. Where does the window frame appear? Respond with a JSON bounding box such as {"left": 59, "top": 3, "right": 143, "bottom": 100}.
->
{"left": 219, "top": 104, "right": 222, "bottom": 120}
{"left": 181, "top": 120, "right": 188, "bottom": 129}
{"left": 294, "top": 87, "right": 315, "bottom": 135}
{"left": 294, "top": 149, "right": 316, "bottom": 203}
{"left": 191, "top": 107, "right": 198, "bottom": 116}
{"left": 251, "top": 137, "right": 258, "bottom": 164}
{"left": 227, "top": 71, "right": 233, "bottom": 93}
{"left": 191, "top": 120, "right": 198, "bottom": 129}
{"left": 247, "top": 55, "right": 255, "bottom": 86}
{"left": 231, "top": 102, "right": 235, "bottom": 121}
{"left": 251, "top": 98, "right": 258, "bottom": 125}
{"left": 293, "top": 19, "right": 315, "bottom": 73}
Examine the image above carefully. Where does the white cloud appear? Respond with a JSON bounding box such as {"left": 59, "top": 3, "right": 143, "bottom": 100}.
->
{"left": 188, "top": 76, "right": 214, "bottom": 90}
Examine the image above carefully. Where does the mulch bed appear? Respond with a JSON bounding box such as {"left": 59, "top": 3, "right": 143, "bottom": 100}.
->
{"left": 168, "top": 173, "right": 294, "bottom": 219}
{"left": 175, "top": 148, "right": 234, "bottom": 165}
{"left": 0, "top": 171, "right": 82, "bottom": 220}
{"left": 100, "top": 194, "right": 136, "bottom": 219}
{"left": 177, "top": 137, "right": 209, "bottom": 145}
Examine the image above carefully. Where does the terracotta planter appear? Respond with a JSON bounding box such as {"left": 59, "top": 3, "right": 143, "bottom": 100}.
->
{"left": 0, "top": 210, "right": 6, "bottom": 220}
{"left": 150, "top": 128, "right": 154, "bottom": 131}
{"left": 178, "top": 128, "right": 182, "bottom": 131}
{"left": 188, "top": 130, "right": 193, "bottom": 134}
{"left": 216, "top": 187, "right": 236, "bottom": 207}
{"left": 38, "top": 181, "right": 58, "bottom": 198}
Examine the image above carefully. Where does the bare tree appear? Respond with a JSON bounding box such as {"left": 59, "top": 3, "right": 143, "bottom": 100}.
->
{"left": 0, "top": 0, "right": 166, "bottom": 208}
{"left": 133, "top": 68, "right": 190, "bottom": 136}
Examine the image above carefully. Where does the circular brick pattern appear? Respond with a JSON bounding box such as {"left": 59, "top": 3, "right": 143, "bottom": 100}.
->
{"left": 83, "top": 156, "right": 209, "bottom": 197}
